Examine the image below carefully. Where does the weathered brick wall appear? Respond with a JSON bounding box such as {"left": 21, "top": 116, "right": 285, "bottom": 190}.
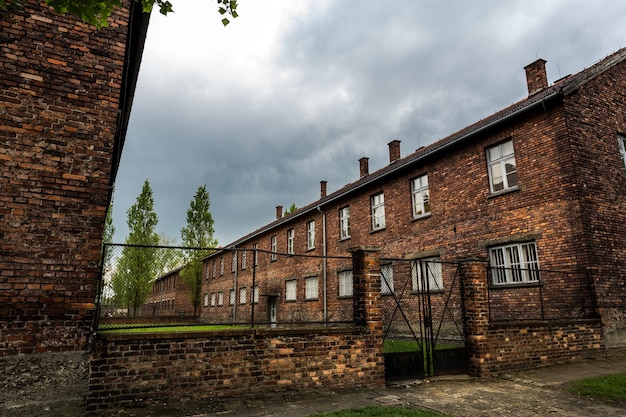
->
{"left": 0, "top": 1, "right": 131, "bottom": 355}
{"left": 87, "top": 327, "right": 384, "bottom": 415}
{"left": 563, "top": 59, "right": 626, "bottom": 346}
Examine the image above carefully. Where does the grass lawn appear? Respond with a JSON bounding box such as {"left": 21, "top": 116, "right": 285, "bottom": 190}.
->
{"left": 566, "top": 372, "right": 626, "bottom": 404}
{"left": 308, "top": 406, "right": 449, "bottom": 417}
{"left": 98, "top": 324, "right": 247, "bottom": 333}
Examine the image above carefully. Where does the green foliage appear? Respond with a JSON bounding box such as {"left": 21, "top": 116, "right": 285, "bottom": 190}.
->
{"left": 567, "top": 372, "right": 626, "bottom": 403}
{"left": 1, "top": 0, "right": 238, "bottom": 29}
{"left": 284, "top": 202, "right": 298, "bottom": 216}
{"left": 180, "top": 185, "right": 217, "bottom": 316}
{"left": 111, "top": 180, "right": 160, "bottom": 316}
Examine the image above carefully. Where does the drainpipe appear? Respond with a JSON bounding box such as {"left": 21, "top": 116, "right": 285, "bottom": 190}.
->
{"left": 317, "top": 206, "right": 327, "bottom": 323}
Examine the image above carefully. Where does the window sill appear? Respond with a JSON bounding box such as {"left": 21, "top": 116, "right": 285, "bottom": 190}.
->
{"left": 337, "top": 295, "right": 353, "bottom": 299}
{"left": 339, "top": 236, "right": 351, "bottom": 242}
{"left": 370, "top": 227, "right": 386, "bottom": 234}
{"left": 411, "top": 212, "right": 432, "bottom": 222}
{"left": 488, "top": 185, "right": 520, "bottom": 199}
{"left": 305, "top": 298, "right": 319, "bottom": 301}
{"left": 489, "top": 281, "right": 541, "bottom": 290}
{"left": 284, "top": 299, "right": 297, "bottom": 303}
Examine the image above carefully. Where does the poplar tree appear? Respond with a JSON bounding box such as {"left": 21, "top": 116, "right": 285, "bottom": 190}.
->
{"left": 180, "top": 185, "right": 217, "bottom": 316}
{"left": 111, "top": 179, "right": 160, "bottom": 316}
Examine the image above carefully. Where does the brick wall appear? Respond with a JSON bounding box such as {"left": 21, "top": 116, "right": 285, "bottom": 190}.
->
{"left": 0, "top": 1, "right": 132, "bottom": 355}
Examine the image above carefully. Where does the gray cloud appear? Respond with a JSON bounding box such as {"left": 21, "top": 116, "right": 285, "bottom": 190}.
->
{"left": 112, "top": 0, "right": 626, "bottom": 246}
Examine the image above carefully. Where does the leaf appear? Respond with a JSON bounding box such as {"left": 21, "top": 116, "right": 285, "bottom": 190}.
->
{"left": 222, "top": 18, "right": 229, "bottom": 26}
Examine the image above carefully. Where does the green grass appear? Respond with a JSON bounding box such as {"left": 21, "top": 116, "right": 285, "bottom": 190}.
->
{"left": 98, "top": 324, "right": 247, "bottom": 334}
{"left": 309, "top": 406, "right": 448, "bottom": 417}
{"left": 383, "top": 339, "right": 457, "bottom": 353}
{"left": 567, "top": 372, "right": 626, "bottom": 404}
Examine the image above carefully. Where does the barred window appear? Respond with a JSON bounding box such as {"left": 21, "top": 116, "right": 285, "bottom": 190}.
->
{"left": 286, "top": 279, "right": 297, "bottom": 301}
{"left": 305, "top": 276, "right": 318, "bottom": 300}
{"left": 489, "top": 242, "right": 540, "bottom": 285}
{"left": 338, "top": 270, "right": 353, "bottom": 297}
{"left": 381, "top": 264, "right": 394, "bottom": 294}
{"left": 412, "top": 258, "right": 443, "bottom": 292}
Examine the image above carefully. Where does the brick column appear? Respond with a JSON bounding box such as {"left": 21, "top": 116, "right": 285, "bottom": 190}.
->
{"left": 349, "top": 246, "right": 383, "bottom": 331}
{"left": 459, "top": 257, "right": 490, "bottom": 377}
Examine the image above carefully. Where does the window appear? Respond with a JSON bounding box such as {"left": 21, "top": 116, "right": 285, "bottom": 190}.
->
{"left": 239, "top": 287, "right": 247, "bottom": 304}
{"left": 204, "top": 293, "right": 209, "bottom": 307}
{"left": 212, "top": 261, "right": 216, "bottom": 278}
{"left": 204, "top": 265, "right": 210, "bottom": 280}
{"left": 217, "top": 291, "right": 224, "bottom": 306}
{"left": 489, "top": 242, "right": 540, "bottom": 285}
{"left": 338, "top": 270, "right": 353, "bottom": 297}
{"left": 619, "top": 134, "right": 626, "bottom": 170}
{"left": 339, "top": 207, "right": 351, "bottom": 239}
{"left": 412, "top": 258, "right": 443, "bottom": 292}
{"left": 229, "top": 289, "right": 236, "bottom": 305}
{"left": 411, "top": 174, "right": 430, "bottom": 218}
{"left": 231, "top": 251, "right": 237, "bottom": 272}
{"left": 381, "top": 264, "right": 394, "bottom": 294}
{"left": 219, "top": 257, "right": 224, "bottom": 275}
{"left": 241, "top": 250, "right": 247, "bottom": 269}
{"left": 487, "top": 140, "right": 518, "bottom": 193}
{"left": 210, "top": 292, "right": 216, "bottom": 306}
{"left": 287, "top": 229, "right": 294, "bottom": 255}
{"left": 371, "top": 193, "right": 385, "bottom": 230}
{"left": 307, "top": 220, "right": 315, "bottom": 250}
{"left": 285, "top": 279, "right": 297, "bottom": 301}
{"left": 305, "top": 276, "right": 318, "bottom": 300}
{"left": 253, "top": 243, "right": 258, "bottom": 266}
{"left": 270, "top": 235, "right": 277, "bottom": 261}
{"left": 251, "top": 285, "right": 259, "bottom": 304}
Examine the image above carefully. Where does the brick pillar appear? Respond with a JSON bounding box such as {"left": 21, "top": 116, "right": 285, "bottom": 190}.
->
{"left": 349, "top": 246, "right": 383, "bottom": 331}
{"left": 459, "top": 257, "right": 490, "bottom": 377}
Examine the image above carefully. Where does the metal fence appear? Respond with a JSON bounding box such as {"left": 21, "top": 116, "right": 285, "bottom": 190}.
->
{"left": 96, "top": 244, "right": 354, "bottom": 330}
{"left": 486, "top": 267, "right": 597, "bottom": 322}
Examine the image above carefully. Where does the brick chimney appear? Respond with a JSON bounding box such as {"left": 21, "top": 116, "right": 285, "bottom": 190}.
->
{"left": 276, "top": 205, "right": 283, "bottom": 219}
{"left": 524, "top": 59, "right": 548, "bottom": 95}
{"left": 359, "top": 157, "right": 369, "bottom": 177}
{"left": 320, "top": 180, "right": 327, "bottom": 198}
{"left": 388, "top": 140, "right": 401, "bottom": 163}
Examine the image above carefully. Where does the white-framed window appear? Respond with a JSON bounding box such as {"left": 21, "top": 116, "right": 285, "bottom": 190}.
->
{"left": 305, "top": 276, "right": 319, "bottom": 300}
{"left": 270, "top": 235, "right": 277, "bottom": 261}
{"left": 239, "top": 287, "right": 247, "bottom": 304}
{"left": 487, "top": 140, "right": 518, "bottom": 193}
{"left": 306, "top": 220, "right": 315, "bottom": 250}
{"left": 217, "top": 291, "right": 224, "bottom": 306}
{"left": 339, "top": 206, "right": 351, "bottom": 240}
{"left": 241, "top": 250, "right": 247, "bottom": 270}
{"left": 212, "top": 260, "right": 216, "bottom": 278}
{"left": 210, "top": 292, "right": 216, "bottom": 306}
{"left": 219, "top": 257, "right": 224, "bottom": 275}
{"left": 229, "top": 289, "right": 236, "bottom": 305}
{"left": 618, "top": 134, "right": 626, "bottom": 170}
{"left": 251, "top": 285, "right": 259, "bottom": 304}
{"left": 287, "top": 229, "right": 294, "bottom": 255}
{"left": 371, "top": 193, "right": 385, "bottom": 230}
{"left": 411, "top": 174, "right": 430, "bottom": 218}
{"left": 203, "top": 293, "right": 209, "bottom": 307}
{"left": 338, "top": 270, "right": 353, "bottom": 297}
{"left": 285, "top": 279, "right": 297, "bottom": 301}
{"left": 204, "top": 265, "right": 210, "bottom": 280}
{"left": 231, "top": 251, "right": 237, "bottom": 272}
{"left": 489, "top": 242, "right": 540, "bottom": 285}
{"left": 253, "top": 243, "right": 258, "bottom": 266}
{"left": 381, "top": 264, "right": 394, "bottom": 294}
{"left": 412, "top": 258, "right": 443, "bottom": 292}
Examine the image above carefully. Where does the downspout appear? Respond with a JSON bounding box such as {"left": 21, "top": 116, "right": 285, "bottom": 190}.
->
{"left": 317, "top": 207, "right": 327, "bottom": 323}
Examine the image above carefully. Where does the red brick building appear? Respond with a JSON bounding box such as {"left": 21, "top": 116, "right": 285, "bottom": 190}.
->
{"left": 201, "top": 48, "right": 626, "bottom": 370}
{"left": 0, "top": 1, "right": 149, "bottom": 355}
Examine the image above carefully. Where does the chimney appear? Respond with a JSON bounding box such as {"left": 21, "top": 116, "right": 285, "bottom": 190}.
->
{"left": 359, "top": 157, "right": 369, "bottom": 177}
{"left": 524, "top": 59, "right": 548, "bottom": 95}
{"left": 276, "top": 205, "right": 283, "bottom": 219}
{"left": 388, "top": 139, "right": 401, "bottom": 163}
{"left": 320, "top": 180, "right": 327, "bottom": 198}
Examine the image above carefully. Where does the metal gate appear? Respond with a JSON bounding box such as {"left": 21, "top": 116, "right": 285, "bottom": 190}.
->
{"left": 381, "top": 258, "right": 468, "bottom": 380}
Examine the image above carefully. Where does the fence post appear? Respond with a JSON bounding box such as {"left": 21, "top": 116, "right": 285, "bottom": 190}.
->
{"left": 349, "top": 246, "right": 383, "bottom": 332}
{"left": 459, "top": 257, "right": 490, "bottom": 377}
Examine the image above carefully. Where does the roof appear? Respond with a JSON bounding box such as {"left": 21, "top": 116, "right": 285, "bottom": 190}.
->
{"left": 223, "top": 47, "right": 626, "bottom": 250}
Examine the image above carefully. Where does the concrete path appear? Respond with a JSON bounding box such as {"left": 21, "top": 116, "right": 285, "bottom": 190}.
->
{"left": 116, "top": 353, "right": 626, "bottom": 417}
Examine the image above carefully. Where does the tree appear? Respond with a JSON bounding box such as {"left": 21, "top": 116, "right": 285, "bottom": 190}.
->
{"left": 284, "top": 203, "right": 298, "bottom": 216}
{"left": 111, "top": 179, "right": 160, "bottom": 316}
{"left": 180, "top": 185, "right": 217, "bottom": 316}
{"left": 1, "top": 0, "right": 238, "bottom": 29}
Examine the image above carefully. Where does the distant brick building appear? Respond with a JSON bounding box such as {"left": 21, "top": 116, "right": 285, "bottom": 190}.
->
{"left": 199, "top": 49, "right": 626, "bottom": 373}
{"left": 0, "top": 1, "right": 149, "bottom": 355}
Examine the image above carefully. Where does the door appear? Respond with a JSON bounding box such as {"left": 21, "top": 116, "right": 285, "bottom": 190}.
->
{"left": 268, "top": 296, "right": 277, "bottom": 327}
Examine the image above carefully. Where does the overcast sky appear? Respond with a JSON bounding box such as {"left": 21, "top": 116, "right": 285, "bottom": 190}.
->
{"left": 112, "top": 0, "right": 626, "bottom": 246}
